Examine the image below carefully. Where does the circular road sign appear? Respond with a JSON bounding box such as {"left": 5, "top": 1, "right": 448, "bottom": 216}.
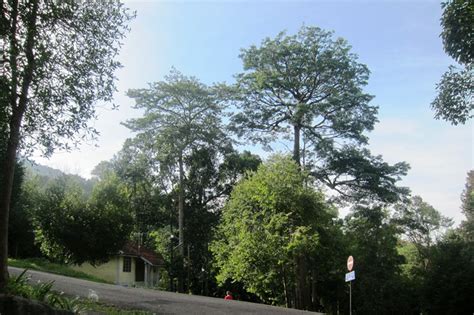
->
{"left": 347, "top": 256, "right": 354, "bottom": 271}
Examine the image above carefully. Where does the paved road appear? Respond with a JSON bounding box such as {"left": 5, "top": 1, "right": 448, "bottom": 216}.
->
{"left": 10, "top": 267, "right": 321, "bottom": 315}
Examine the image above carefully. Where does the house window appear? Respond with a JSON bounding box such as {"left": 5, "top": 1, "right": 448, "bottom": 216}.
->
{"left": 123, "top": 257, "right": 131, "bottom": 272}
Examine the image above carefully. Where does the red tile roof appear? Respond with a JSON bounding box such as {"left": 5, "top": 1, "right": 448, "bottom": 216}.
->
{"left": 120, "top": 241, "right": 165, "bottom": 266}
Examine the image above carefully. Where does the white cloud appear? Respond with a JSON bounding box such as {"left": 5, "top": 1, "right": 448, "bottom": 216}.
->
{"left": 370, "top": 116, "right": 473, "bottom": 225}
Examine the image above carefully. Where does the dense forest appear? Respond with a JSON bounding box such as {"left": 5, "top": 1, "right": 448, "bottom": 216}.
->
{"left": 2, "top": 1, "right": 473, "bottom": 314}
{"left": 9, "top": 148, "right": 474, "bottom": 314}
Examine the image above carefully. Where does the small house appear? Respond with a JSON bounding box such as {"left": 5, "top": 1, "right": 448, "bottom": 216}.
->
{"left": 73, "top": 241, "right": 165, "bottom": 287}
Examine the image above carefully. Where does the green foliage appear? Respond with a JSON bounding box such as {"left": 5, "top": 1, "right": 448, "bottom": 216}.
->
{"left": 345, "top": 206, "right": 409, "bottom": 314}
{"left": 312, "top": 145, "right": 410, "bottom": 203}
{"left": 1, "top": 1, "right": 133, "bottom": 289}
{"left": 32, "top": 175, "right": 133, "bottom": 265}
{"left": 397, "top": 241, "right": 420, "bottom": 280}
{"left": 431, "top": 65, "right": 473, "bottom": 125}
{"left": 441, "top": 0, "right": 474, "bottom": 65}
{"left": 110, "top": 139, "right": 171, "bottom": 235}
{"left": 3, "top": 11, "right": 471, "bottom": 312}
{"left": 6, "top": 269, "right": 149, "bottom": 314}
{"left": 91, "top": 160, "right": 116, "bottom": 181}
{"left": 231, "top": 25, "right": 408, "bottom": 202}
{"left": 461, "top": 170, "right": 474, "bottom": 240}
{"left": 8, "top": 162, "right": 42, "bottom": 258}
{"left": 432, "top": 0, "right": 473, "bottom": 124}
{"left": 8, "top": 164, "right": 100, "bottom": 260}
{"left": 184, "top": 148, "right": 262, "bottom": 215}
{"left": 212, "top": 155, "right": 338, "bottom": 308}
{"left": 181, "top": 148, "right": 225, "bottom": 293}
{"left": 48, "top": 295, "right": 86, "bottom": 314}
{"left": 394, "top": 196, "right": 474, "bottom": 314}
{"left": 220, "top": 150, "right": 262, "bottom": 175}
{"left": 1, "top": 1, "right": 134, "bottom": 155}
{"left": 124, "top": 69, "right": 234, "bottom": 292}
{"left": 124, "top": 69, "right": 230, "bottom": 165}
{"left": 80, "top": 300, "right": 153, "bottom": 315}
{"left": 124, "top": 68, "right": 231, "bottom": 199}
{"left": 5, "top": 269, "right": 31, "bottom": 297}
{"left": 395, "top": 196, "right": 453, "bottom": 259}
{"left": 233, "top": 26, "right": 375, "bottom": 149}
{"left": 421, "top": 232, "right": 474, "bottom": 314}
{"left": 6, "top": 269, "right": 86, "bottom": 313}
{"left": 145, "top": 147, "right": 262, "bottom": 294}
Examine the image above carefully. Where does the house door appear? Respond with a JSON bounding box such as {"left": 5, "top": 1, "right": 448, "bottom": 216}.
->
{"left": 135, "top": 258, "right": 145, "bottom": 282}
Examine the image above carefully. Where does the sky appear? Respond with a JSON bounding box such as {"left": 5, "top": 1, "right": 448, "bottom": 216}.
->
{"left": 33, "top": 0, "right": 473, "bottom": 224}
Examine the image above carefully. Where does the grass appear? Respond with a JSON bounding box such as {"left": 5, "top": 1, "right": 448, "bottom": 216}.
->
{"left": 8, "top": 257, "right": 111, "bottom": 284}
{"left": 81, "top": 300, "right": 156, "bottom": 314}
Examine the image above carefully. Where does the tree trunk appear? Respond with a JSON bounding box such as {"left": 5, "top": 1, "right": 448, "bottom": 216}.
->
{"left": 282, "top": 266, "right": 290, "bottom": 308}
{"left": 294, "top": 256, "right": 301, "bottom": 309}
{"left": 295, "top": 255, "right": 310, "bottom": 310}
{"left": 0, "top": 0, "right": 38, "bottom": 292}
{"left": 311, "top": 269, "right": 318, "bottom": 311}
{"left": 0, "top": 133, "right": 19, "bottom": 291}
{"left": 293, "top": 124, "right": 301, "bottom": 165}
{"left": 177, "top": 153, "right": 185, "bottom": 292}
{"left": 178, "top": 153, "right": 184, "bottom": 255}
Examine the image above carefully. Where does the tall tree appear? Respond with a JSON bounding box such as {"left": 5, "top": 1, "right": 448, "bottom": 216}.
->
{"left": 431, "top": 0, "right": 473, "bottom": 124}
{"left": 7, "top": 162, "right": 40, "bottom": 258}
{"left": 110, "top": 139, "right": 170, "bottom": 236}
{"left": 231, "top": 25, "right": 409, "bottom": 202}
{"left": 395, "top": 196, "right": 453, "bottom": 261}
{"left": 461, "top": 170, "right": 474, "bottom": 240}
{"left": 0, "top": 0, "right": 133, "bottom": 290}
{"left": 212, "top": 155, "right": 339, "bottom": 311}
{"left": 345, "top": 206, "right": 408, "bottom": 314}
{"left": 32, "top": 174, "right": 133, "bottom": 265}
{"left": 312, "top": 146, "right": 409, "bottom": 203}
{"left": 124, "top": 69, "right": 231, "bottom": 292}
{"left": 421, "top": 231, "right": 474, "bottom": 314}
{"left": 183, "top": 148, "right": 262, "bottom": 295}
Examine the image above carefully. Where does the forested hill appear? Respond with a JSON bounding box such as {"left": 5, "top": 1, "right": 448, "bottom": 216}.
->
{"left": 22, "top": 160, "right": 64, "bottom": 179}
{"left": 20, "top": 160, "right": 96, "bottom": 196}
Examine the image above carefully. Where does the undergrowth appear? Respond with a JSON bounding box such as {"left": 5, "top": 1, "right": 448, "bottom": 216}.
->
{"left": 6, "top": 269, "right": 154, "bottom": 314}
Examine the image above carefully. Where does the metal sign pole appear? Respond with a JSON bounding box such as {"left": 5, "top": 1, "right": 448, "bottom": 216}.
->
{"left": 349, "top": 281, "right": 352, "bottom": 315}
{"left": 346, "top": 256, "right": 355, "bottom": 315}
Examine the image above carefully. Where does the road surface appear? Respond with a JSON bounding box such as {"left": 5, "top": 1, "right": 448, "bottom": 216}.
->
{"left": 10, "top": 267, "right": 321, "bottom": 315}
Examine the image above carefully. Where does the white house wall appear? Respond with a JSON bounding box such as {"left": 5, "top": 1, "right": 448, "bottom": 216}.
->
{"left": 71, "top": 259, "right": 118, "bottom": 284}
{"left": 73, "top": 256, "right": 161, "bottom": 287}
{"left": 117, "top": 256, "right": 137, "bottom": 286}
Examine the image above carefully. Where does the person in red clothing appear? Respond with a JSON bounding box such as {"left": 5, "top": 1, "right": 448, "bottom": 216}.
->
{"left": 224, "top": 291, "right": 233, "bottom": 300}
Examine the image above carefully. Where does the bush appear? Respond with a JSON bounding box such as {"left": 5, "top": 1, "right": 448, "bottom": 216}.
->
{"left": 6, "top": 269, "right": 84, "bottom": 313}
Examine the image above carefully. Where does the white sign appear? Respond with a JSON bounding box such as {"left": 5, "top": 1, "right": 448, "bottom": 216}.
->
{"left": 345, "top": 271, "right": 355, "bottom": 282}
{"left": 347, "top": 255, "right": 354, "bottom": 271}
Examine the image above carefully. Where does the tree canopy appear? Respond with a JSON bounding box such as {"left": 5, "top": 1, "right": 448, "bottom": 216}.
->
{"left": 461, "top": 170, "right": 474, "bottom": 241}
{"left": 212, "top": 155, "right": 339, "bottom": 310}
{"left": 124, "top": 69, "right": 232, "bottom": 291}
{"left": 345, "top": 206, "right": 408, "bottom": 314}
{"left": 232, "top": 26, "right": 376, "bottom": 162}
{"left": 0, "top": 0, "right": 133, "bottom": 290}
{"left": 431, "top": 65, "right": 473, "bottom": 125}
{"left": 440, "top": 0, "right": 474, "bottom": 65}
{"left": 395, "top": 196, "right": 453, "bottom": 259}
{"left": 431, "top": 0, "right": 473, "bottom": 125}
{"left": 231, "top": 25, "right": 409, "bottom": 202}
{"left": 3, "top": 10, "right": 471, "bottom": 313}
{"left": 32, "top": 174, "right": 133, "bottom": 265}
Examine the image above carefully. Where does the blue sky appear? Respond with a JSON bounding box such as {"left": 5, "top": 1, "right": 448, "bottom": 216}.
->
{"left": 34, "top": 0, "right": 473, "bottom": 224}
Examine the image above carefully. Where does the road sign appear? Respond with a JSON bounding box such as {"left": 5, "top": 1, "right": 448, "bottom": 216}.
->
{"left": 347, "top": 255, "right": 354, "bottom": 271}
{"left": 345, "top": 271, "right": 355, "bottom": 282}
